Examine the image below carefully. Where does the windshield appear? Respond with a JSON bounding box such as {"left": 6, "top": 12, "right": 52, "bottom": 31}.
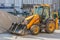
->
{"left": 43, "top": 7, "right": 49, "bottom": 18}
{"left": 33, "top": 6, "right": 50, "bottom": 18}
{"left": 34, "top": 6, "right": 43, "bottom": 15}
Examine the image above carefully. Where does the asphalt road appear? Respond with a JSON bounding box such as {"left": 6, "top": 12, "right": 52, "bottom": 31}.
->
{"left": 0, "top": 30, "right": 60, "bottom": 40}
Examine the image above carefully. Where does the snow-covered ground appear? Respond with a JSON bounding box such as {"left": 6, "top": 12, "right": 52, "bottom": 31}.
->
{"left": 0, "top": 30, "right": 60, "bottom": 40}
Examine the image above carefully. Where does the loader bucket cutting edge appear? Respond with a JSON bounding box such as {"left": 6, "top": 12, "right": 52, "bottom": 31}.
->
{"left": 9, "top": 23, "right": 26, "bottom": 35}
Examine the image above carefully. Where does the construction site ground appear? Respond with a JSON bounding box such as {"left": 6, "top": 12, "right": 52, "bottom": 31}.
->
{"left": 0, "top": 11, "right": 60, "bottom": 40}
{"left": 0, "top": 30, "right": 60, "bottom": 40}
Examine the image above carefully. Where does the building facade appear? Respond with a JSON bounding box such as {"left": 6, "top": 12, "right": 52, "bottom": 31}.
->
{"left": 0, "top": 0, "right": 59, "bottom": 12}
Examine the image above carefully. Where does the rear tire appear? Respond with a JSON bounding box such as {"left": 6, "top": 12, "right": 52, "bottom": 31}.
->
{"left": 45, "top": 20, "right": 55, "bottom": 33}
{"left": 30, "top": 25, "right": 40, "bottom": 35}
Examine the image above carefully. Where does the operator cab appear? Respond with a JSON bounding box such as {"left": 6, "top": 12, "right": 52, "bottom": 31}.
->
{"left": 33, "top": 5, "right": 51, "bottom": 20}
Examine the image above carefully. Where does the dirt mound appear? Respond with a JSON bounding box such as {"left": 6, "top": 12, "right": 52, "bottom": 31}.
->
{"left": 0, "top": 11, "right": 24, "bottom": 33}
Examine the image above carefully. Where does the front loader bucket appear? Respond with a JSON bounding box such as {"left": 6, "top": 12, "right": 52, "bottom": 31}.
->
{"left": 9, "top": 22, "right": 27, "bottom": 35}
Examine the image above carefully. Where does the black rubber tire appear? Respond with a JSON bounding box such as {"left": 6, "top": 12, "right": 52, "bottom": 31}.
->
{"left": 30, "top": 25, "right": 40, "bottom": 35}
{"left": 45, "top": 20, "right": 55, "bottom": 33}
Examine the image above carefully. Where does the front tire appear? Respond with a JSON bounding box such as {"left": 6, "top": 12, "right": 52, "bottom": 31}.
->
{"left": 30, "top": 25, "right": 40, "bottom": 35}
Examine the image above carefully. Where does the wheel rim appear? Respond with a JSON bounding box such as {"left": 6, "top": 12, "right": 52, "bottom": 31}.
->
{"left": 48, "top": 21, "right": 55, "bottom": 32}
{"left": 33, "top": 26, "right": 39, "bottom": 34}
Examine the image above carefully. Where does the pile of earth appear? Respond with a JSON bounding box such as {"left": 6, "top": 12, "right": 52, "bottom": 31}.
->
{"left": 0, "top": 11, "right": 25, "bottom": 33}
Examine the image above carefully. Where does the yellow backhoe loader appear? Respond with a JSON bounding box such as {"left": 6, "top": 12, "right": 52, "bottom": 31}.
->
{"left": 9, "top": 4, "right": 58, "bottom": 35}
